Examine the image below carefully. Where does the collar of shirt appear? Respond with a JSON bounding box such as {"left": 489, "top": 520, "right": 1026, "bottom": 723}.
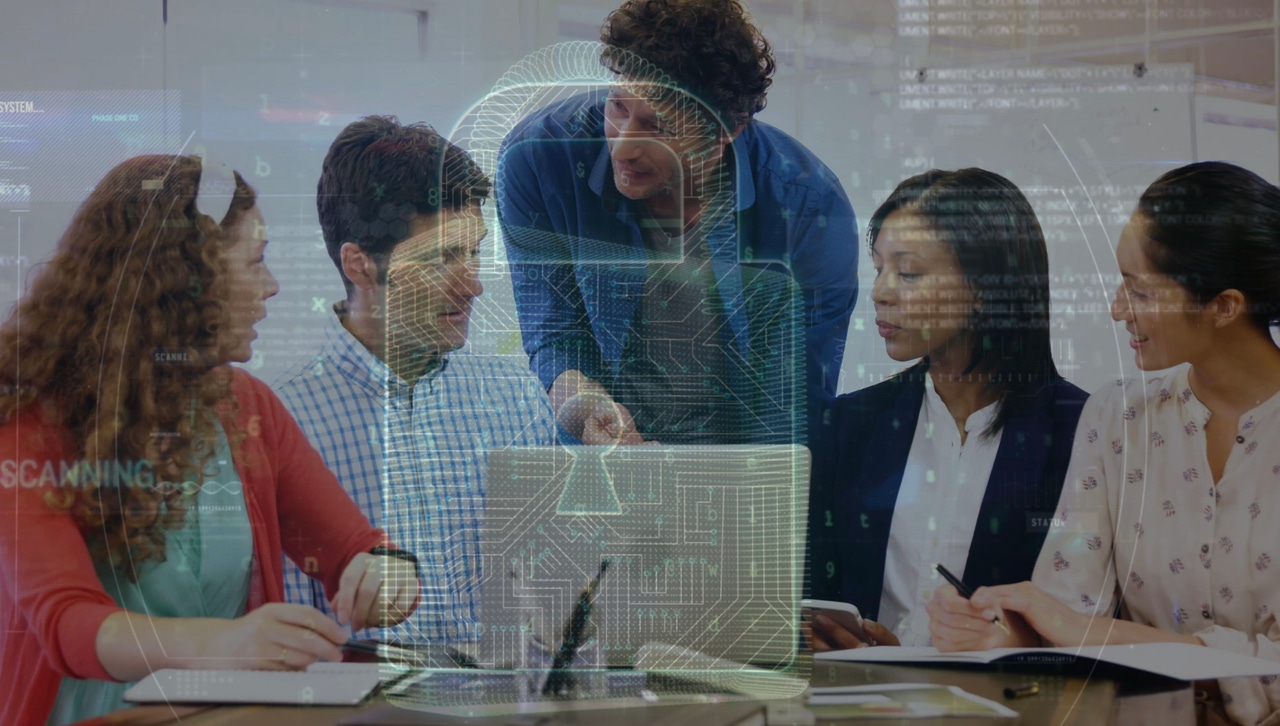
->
{"left": 922, "top": 372, "right": 999, "bottom": 438}
{"left": 1173, "top": 366, "right": 1212, "bottom": 429}
{"left": 1171, "top": 364, "right": 1280, "bottom": 432}
{"left": 323, "top": 302, "right": 447, "bottom": 400}
{"left": 586, "top": 124, "right": 758, "bottom": 215}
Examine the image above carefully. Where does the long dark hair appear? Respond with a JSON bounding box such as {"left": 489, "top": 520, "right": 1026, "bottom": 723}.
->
{"left": 1136, "top": 161, "right": 1280, "bottom": 335}
{"left": 867, "top": 168, "right": 1060, "bottom": 437}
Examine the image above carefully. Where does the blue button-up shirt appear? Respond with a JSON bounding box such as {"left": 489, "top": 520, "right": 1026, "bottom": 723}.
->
{"left": 497, "top": 91, "right": 858, "bottom": 443}
{"left": 274, "top": 311, "right": 556, "bottom": 642}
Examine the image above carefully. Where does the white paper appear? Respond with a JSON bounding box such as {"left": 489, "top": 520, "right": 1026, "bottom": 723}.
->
{"left": 806, "top": 694, "right": 894, "bottom": 705}
{"left": 123, "top": 668, "right": 382, "bottom": 705}
{"left": 305, "top": 661, "right": 410, "bottom": 683}
{"left": 805, "top": 683, "right": 1018, "bottom": 718}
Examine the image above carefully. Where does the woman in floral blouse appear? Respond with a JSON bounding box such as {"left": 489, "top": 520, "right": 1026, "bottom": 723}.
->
{"left": 926, "top": 161, "right": 1280, "bottom": 726}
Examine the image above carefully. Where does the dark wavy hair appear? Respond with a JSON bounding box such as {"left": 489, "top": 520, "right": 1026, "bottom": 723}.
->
{"left": 600, "top": 0, "right": 775, "bottom": 131}
{"left": 1136, "top": 161, "right": 1280, "bottom": 333}
{"left": 867, "top": 168, "right": 1061, "bottom": 438}
{"left": 0, "top": 154, "right": 256, "bottom": 579}
{"left": 317, "top": 115, "right": 491, "bottom": 296}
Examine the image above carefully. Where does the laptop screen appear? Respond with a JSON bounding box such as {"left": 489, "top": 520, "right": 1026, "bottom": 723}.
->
{"left": 477, "top": 444, "right": 810, "bottom": 669}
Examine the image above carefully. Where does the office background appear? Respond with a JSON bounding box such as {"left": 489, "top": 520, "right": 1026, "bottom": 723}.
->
{"left": 0, "top": 0, "right": 1276, "bottom": 398}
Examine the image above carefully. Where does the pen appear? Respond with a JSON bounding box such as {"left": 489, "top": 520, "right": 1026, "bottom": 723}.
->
{"left": 1004, "top": 681, "right": 1040, "bottom": 699}
{"left": 445, "top": 645, "right": 480, "bottom": 669}
{"left": 542, "top": 560, "right": 610, "bottom": 696}
{"left": 342, "top": 639, "right": 424, "bottom": 665}
{"left": 933, "top": 563, "right": 1012, "bottom": 636}
{"left": 341, "top": 640, "right": 381, "bottom": 657}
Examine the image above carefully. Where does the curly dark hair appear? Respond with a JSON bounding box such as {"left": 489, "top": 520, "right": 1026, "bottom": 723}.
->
{"left": 600, "top": 0, "right": 775, "bottom": 131}
{"left": 0, "top": 154, "right": 256, "bottom": 579}
{"left": 317, "top": 115, "right": 491, "bottom": 296}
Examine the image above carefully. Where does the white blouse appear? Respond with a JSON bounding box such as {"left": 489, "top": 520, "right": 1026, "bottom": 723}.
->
{"left": 1033, "top": 365, "right": 1280, "bottom": 726}
{"left": 879, "top": 375, "right": 1001, "bottom": 646}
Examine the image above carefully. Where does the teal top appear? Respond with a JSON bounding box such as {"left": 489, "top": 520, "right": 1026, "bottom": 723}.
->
{"left": 46, "top": 423, "right": 253, "bottom": 726}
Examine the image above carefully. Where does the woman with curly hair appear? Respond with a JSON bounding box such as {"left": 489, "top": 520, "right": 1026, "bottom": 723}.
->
{"left": 0, "top": 154, "right": 420, "bottom": 726}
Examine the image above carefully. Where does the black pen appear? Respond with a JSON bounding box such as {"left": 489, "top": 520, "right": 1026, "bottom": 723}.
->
{"left": 542, "top": 560, "right": 609, "bottom": 696}
{"left": 933, "top": 563, "right": 1011, "bottom": 635}
{"left": 342, "top": 640, "right": 382, "bottom": 657}
{"left": 445, "top": 645, "right": 479, "bottom": 669}
{"left": 342, "top": 639, "right": 426, "bottom": 665}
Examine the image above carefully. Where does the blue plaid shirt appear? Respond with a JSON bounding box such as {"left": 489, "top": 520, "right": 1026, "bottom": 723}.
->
{"left": 274, "top": 309, "right": 556, "bottom": 643}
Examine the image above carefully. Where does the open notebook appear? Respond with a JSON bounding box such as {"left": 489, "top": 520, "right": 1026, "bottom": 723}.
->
{"left": 124, "top": 663, "right": 406, "bottom": 705}
{"left": 816, "top": 642, "right": 1280, "bottom": 682}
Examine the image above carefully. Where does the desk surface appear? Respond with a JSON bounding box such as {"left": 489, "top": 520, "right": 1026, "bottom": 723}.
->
{"left": 84, "top": 661, "right": 1122, "bottom": 726}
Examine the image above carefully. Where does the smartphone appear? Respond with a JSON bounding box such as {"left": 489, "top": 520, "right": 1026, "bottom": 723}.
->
{"left": 801, "top": 598, "right": 867, "bottom": 642}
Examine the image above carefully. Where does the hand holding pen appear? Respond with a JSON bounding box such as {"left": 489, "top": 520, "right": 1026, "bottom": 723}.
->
{"left": 932, "top": 563, "right": 1012, "bottom": 636}
{"left": 542, "top": 560, "right": 609, "bottom": 697}
{"left": 930, "top": 578, "right": 1100, "bottom": 652}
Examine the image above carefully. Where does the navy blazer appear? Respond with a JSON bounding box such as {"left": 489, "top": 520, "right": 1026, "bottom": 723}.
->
{"left": 807, "top": 363, "right": 1088, "bottom": 621}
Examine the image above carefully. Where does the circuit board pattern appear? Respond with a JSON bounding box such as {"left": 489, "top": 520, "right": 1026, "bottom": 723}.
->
{"left": 478, "top": 445, "right": 809, "bottom": 669}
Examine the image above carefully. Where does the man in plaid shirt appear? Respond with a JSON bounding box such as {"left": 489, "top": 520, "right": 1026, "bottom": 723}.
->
{"left": 275, "top": 116, "right": 555, "bottom": 645}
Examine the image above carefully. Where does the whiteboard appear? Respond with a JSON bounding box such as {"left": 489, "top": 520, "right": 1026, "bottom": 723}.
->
{"left": 1195, "top": 95, "right": 1279, "bottom": 186}
{"left": 766, "top": 64, "right": 1200, "bottom": 396}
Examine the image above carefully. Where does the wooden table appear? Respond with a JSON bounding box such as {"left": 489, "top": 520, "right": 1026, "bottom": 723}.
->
{"left": 809, "top": 660, "right": 1118, "bottom": 725}
{"left": 78, "top": 660, "right": 1131, "bottom": 726}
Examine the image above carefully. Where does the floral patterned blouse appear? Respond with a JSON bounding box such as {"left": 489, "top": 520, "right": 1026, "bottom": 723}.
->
{"left": 1033, "top": 365, "right": 1280, "bottom": 726}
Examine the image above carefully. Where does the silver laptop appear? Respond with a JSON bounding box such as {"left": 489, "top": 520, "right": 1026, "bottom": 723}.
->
{"left": 478, "top": 445, "right": 810, "bottom": 669}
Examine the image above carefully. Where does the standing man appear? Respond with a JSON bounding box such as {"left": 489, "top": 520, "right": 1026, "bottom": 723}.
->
{"left": 498, "top": 0, "right": 858, "bottom": 445}
{"left": 276, "top": 116, "right": 555, "bottom": 644}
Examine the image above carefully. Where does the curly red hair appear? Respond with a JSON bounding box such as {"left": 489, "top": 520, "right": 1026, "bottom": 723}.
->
{"left": 0, "top": 154, "right": 256, "bottom": 580}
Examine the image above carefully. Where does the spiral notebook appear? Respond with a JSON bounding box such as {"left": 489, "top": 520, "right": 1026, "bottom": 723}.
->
{"left": 124, "top": 663, "right": 401, "bottom": 705}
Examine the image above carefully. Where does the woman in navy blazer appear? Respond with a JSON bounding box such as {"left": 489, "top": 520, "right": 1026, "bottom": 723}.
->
{"left": 807, "top": 168, "right": 1088, "bottom": 650}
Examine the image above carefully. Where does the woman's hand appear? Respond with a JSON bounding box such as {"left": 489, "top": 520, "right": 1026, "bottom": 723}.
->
{"left": 926, "top": 584, "right": 1036, "bottom": 651}
{"left": 96, "top": 604, "right": 347, "bottom": 680}
{"left": 928, "top": 581, "right": 1092, "bottom": 650}
{"left": 972, "top": 581, "right": 1100, "bottom": 646}
{"left": 216, "top": 603, "right": 347, "bottom": 669}
{"left": 805, "top": 614, "right": 900, "bottom": 652}
{"left": 330, "top": 552, "right": 420, "bottom": 631}
{"left": 929, "top": 582, "right": 1212, "bottom": 652}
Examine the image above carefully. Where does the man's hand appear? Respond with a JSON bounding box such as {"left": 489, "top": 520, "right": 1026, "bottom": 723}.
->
{"left": 550, "top": 370, "right": 650, "bottom": 445}
{"left": 580, "top": 395, "right": 646, "bottom": 445}
{"left": 330, "top": 553, "right": 420, "bottom": 632}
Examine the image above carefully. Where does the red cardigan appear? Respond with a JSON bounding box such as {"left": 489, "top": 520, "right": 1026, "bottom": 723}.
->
{"left": 0, "top": 370, "right": 389, "bottom": 726}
